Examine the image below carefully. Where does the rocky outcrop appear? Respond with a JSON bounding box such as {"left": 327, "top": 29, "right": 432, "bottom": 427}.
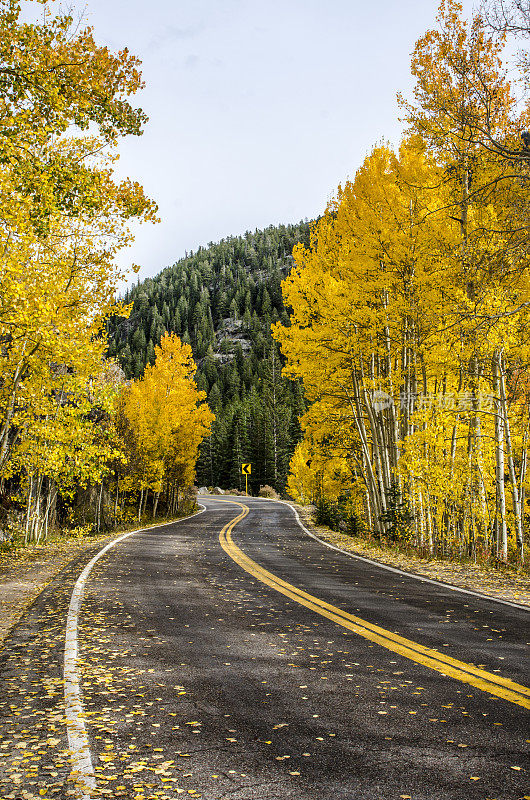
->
{"left": 213, "top": 318, "right": 252, "bottom": 363}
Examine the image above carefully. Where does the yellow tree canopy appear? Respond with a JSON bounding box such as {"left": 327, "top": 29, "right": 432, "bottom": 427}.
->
{"left": 122, "top": 333, "right": 214, "bottom": 492}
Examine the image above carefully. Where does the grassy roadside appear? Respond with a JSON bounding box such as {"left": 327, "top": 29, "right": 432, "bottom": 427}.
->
{"left": 0, "top": 511, "right": 198, "bottom": 647}
{"left": 288, "top": 502, "right": 530, "bottom": 608}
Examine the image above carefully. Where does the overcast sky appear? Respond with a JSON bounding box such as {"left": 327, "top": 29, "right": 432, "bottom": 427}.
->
{"left": 63, "top": 0, "right": 477, "bottom": 283}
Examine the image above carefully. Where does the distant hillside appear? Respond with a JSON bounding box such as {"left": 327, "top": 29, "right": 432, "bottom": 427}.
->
{"left": 107, "top": 221, "right": 312, "bottom": 493}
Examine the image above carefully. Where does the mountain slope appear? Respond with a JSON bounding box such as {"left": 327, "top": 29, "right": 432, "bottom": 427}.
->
{"left": 107, "top": 221, "right": 312, "bottom": 493}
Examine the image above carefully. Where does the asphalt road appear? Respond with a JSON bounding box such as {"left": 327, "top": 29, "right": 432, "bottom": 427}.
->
{"left": 1, "top": 496, "right": 528, "bottom": 800}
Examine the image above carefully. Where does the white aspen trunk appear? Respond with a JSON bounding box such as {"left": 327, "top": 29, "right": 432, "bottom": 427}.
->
{"left": 400, "top": 323, "right": 408, "bottom": 440}
{"left": 520, "top": 440, "right": 527, "bottom": 559}
{"left": 24, "top": 472, "right": 33, "bottom": 545}
{"left": 493, "top": 354, "right": 507, "bottom": 560}
{"left": 138, "top": 488, "right": 144, "bottom": 523}
{"left": 425, "top": 494, "right": 434, "bottom": 556}
{"left": 364, "top": 487, "right": 373, "bottom": 532}
{"left": 39, "top": 481, "right": 56, "bottom": 545}
{"left": 519, "top": 434, "right": 527, "bottom": 528}
{"left": 450, "top": 424, "right": 458, "bottom": 469}
{"left": 411, "top": 335, "right": 418, "bottom": 438}
{"left": 410, "top": 488, "right": 419, "bottom": 546}
{"left": 359, "top": 425, "right": 385, "bottom": 533}
{"left": 467, "top": 416, "right": 475, "bottom": 559}
{"left": 476, "top": 460, "right": 493, "bottom": 552}
{"left": 97, "top": 482, "right": 104, "bottom": 533}
{"left": 31, "top": 495, "right": 38, "bottom": 544}
{"left": 499, "top": 361, "right": 524, "bottom": 562}
{"left": 377, "top": 405, "right": 393, "bottom": 494}
{"left": 347, "top": 376, "right": 384, "bottom": 534}
{"left": 519, "top": 436, "right": 527, "bottom": 506}
{"left": 360, "top": 372, "right": 389, "bottom": 522}
{"left": 474, "top": 415, "right": 488, "bottom": 539}
{"left": 450, "top": 368, "right": 464, "bottom": 470}
{"left": 365, "top": 396, "right": 388, "bottom": 503}
{"left": 468, "top": 355, "right": 488, "bottom": 543}
{"left": 31, "top": 472, "right": 45, "bottom": 544}
{"left": 417, "top": 489, "right": 425, "bottom": 549}
{"left": 385, "top": 326, "right": 400, "bottom": 476}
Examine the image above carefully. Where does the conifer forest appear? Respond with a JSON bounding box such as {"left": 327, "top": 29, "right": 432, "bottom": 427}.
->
{"left": 107, "top": 223, "right": 310, "bottom": 494}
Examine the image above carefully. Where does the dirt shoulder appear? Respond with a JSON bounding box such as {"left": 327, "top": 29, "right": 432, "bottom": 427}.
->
{"left": 0, "top": 532, "right": 116, "bottom": 646}
{"left": 289, "top": 502, "right": 530, "bottom": 608}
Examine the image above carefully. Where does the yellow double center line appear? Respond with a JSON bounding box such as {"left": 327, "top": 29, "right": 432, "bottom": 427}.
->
{"left": 218, "top": 501, "right": 530, "bottom": 709}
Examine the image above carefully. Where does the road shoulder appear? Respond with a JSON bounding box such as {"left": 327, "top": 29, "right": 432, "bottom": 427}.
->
{"left": 0, "top": 533, "right": 115, "bottom": 646}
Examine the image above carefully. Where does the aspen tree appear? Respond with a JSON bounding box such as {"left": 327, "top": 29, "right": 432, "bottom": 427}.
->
{"left": 0, "top": 1, "right": 156, "bottom": 536}
{"left": 277, "top": 0, "right": 529, "bottom": 564}
{"left": 121, "top": 334, "right": 214, "bottom": 518}
{"left": 402, "top": 0, "right": 530, "bottom": 560}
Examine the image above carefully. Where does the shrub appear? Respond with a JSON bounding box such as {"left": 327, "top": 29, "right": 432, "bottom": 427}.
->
{"left": 315, "top": 497, "right": 365, "bottom": 537}
{"left": 69, "top": 524, "right": 94, "bottom": 539}
{"left": 258, "top": 485, "right": 280, "bottom": 499}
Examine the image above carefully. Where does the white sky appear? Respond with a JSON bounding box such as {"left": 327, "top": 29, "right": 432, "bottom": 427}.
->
{"left": 62, "top": 0, "right": 477, "bottom": 282}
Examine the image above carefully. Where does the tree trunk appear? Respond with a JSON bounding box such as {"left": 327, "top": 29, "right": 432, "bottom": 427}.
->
{"left": 493, "top": 353, "right": 507, "bottom": 560}
{"left": 499, "top": 357, "right": 524, "bottom": 563}
{"left": 138, "top": 488, "right": 144, "bottom": 523}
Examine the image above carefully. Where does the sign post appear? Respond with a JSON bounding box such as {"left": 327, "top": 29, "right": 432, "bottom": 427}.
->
{"left": 241, "top": 463, "right": 251, "bottom": 495}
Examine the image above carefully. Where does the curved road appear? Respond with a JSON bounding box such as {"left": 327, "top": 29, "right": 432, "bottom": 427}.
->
{"left": 0, "top": 495, "right": 528, "bottom": 800}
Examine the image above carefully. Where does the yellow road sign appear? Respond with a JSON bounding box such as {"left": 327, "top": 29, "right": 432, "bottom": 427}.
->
{"left": 241, "top": 463, "right": 251, "bottom": 475}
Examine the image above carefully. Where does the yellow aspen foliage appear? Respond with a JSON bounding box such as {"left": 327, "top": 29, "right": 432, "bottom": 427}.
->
{"left": 287, "top": 442, "right": 319, "bottom": 505}
{"left": 121, "top": 333, "right": 214, "bottom": 519}
{"left": 0, "top": 1, "right": 157, "bottom": 540}
{"left": 275, "top": 2, "right": 530, "bottom": 564}
{"left": 287, "top": 403, "right": 358, "bottom": 506}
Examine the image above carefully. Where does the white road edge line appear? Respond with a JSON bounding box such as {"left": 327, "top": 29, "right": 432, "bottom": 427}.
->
{"left": 63, "top": 505, "right": 206, "bottom": 799}
{"left": 222, "top": 495, "right": 528, "bottom": 613}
